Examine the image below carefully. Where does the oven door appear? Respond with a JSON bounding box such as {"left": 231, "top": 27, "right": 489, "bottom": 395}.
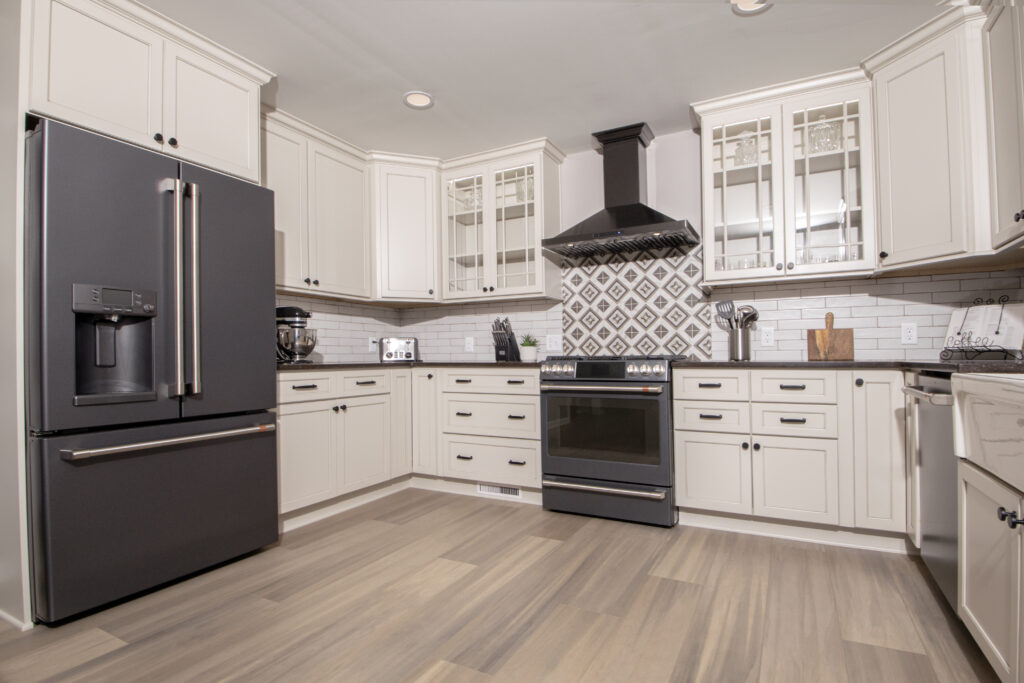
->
{"left": 541, "top": 381, "right": 672, "bottom": 486}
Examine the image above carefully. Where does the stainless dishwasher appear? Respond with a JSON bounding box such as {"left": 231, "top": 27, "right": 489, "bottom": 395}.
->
{"left": 903, "top": 373, "right": 956, "bottom": 609}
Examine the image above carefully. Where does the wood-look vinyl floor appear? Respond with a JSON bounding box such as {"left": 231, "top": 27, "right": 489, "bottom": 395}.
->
{"left": 0, "top": 489, "right": 997, "bottom": 682}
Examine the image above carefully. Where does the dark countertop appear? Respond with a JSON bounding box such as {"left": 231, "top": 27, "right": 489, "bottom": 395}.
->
{"left": 670, "top": 360, "right": 1024, "bottom": 374}
{"left": 277, "top": 361, "right": 543, "bottom": 372}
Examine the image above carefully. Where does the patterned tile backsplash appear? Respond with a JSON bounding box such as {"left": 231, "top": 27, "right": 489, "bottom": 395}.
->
{"left": 560, "top": 247, "right": 712, "bottom": 359}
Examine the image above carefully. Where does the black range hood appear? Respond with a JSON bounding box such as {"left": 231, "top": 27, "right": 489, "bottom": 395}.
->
{"left": 543, "top": 122, "right": 700, "bottom": 259}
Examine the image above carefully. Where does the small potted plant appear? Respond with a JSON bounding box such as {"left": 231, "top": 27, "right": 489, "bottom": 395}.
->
{"left": 519, "top": 334, "right": 539, "bottom": 362}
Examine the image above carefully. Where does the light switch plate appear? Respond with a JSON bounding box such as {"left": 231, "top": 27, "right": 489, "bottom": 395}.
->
{"left": 545, "top": 335, "right": 561, "bottom": 351}
{"left": 760, "top": 327, "right": 775, "bottom": 347}
{"left": 464, "top": 336, "right": 475, "bottom": 352}
{"left": 901, "top": 321, "right": 918, "bottom": 345}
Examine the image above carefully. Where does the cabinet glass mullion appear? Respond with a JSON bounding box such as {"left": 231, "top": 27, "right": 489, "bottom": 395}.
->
{"left": 446, "top": 174, "right": 484, "bottom": 293}
{"left": 494, "top": 164, "right": 535, "bottom": 290}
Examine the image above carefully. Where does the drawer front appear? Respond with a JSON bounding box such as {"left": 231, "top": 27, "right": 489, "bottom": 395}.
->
{"left": 278, "top": 374, "right": 336, "bottom": 403}
{"left": 442, "top": 369, "right": 539, "bottom": 395}
{"left": 673, "top": 400, "right": 751, "bottom": 434}
{"left": 441, "top": 434, "right": 540, "bottom": 488}
{"left": 443, "top": 395, "right": 540, "bottom": 439}
{"left": 340, "top": 372, "right": 389, "bottom": 396}
{"left": 752, "top": 403, "right": 839, "bottom": 438}
{"left": 673, "top": 370, "right": 750, "bottom": 402}
{"left": 751, "top": 371, "right": 837, "bottom": 404}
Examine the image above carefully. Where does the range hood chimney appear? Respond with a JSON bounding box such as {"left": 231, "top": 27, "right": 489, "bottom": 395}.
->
{"left": 543, "top": 122, "right": 699, "bottom": 259}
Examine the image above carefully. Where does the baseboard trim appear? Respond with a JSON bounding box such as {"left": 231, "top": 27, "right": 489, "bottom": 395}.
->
{"left": 280, "top": 477, "right": 415, "bottom": 533}
{"left": 0, "top": 607, "right": 31, "bottom": 632}
{"left": 409, "top": 475, "right": 543, "bottom": 505}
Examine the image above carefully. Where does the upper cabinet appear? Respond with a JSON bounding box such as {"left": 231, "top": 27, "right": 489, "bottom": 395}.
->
{"left": 29, "top": 0, "right": 272, "bottom": 182}
{"left": 263, "top": 110, "right": 371, "bottom": 300}
{"left": 865, "top": 7, "right": 993, "bottom": 269}
{"left": 983, "top": 2, "right": 1024, "bottom": 249}
{"left": 441, "top": 141, "right": 564, "bottom": 301}
{"left": 693, "top": 70, "right": 876, "bottom": 285}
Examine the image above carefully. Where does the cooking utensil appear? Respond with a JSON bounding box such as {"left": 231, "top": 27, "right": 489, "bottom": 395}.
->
{"left": 807, "top": 312, "right": 854, "bottom": 361}
{"left": 737, "top": 305, "right": 759, "bottom": 329}
{"left": 716, "top": 300, "right": 736, "bottom": 329}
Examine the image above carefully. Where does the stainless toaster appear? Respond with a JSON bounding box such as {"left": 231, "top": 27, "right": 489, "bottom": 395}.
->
{"left": 379, "top": 336, "right": 420, "bottom": 362}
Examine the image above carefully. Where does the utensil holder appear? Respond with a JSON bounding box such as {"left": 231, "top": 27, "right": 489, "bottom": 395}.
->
{"left": 729, "top": 328, "right": 751, "bottom": 361}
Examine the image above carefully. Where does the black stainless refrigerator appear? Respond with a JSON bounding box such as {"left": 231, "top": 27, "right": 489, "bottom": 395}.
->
{"left": 25, "top": 119, "right": 279, "bottom": 623}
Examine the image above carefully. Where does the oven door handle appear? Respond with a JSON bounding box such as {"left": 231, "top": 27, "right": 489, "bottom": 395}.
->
{"left": 540, "top": 384, "right": 663, "bottom": 394}
{"left": 542, "top": 479, "right": 667, "bottom": 501}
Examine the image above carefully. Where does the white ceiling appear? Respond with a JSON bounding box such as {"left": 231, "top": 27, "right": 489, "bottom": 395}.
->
{"left": 139, "top": 0, "right": 943, "bottom": 159}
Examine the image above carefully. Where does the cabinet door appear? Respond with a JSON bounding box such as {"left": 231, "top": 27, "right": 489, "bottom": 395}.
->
{"left": 959, "top": 460, "right": 1022, "bottom": 683}
{"left": 491, "top": 161, "right": 540, "bottom": 296}
{"left": 262, "top": 117, "right": 310, "bottom": 289}
{"left": 389, "top": 370, "right": 413, "bottom": 478}
{"left": 782, "top": 84, "right": 876, "bottom": 276}
{"left": 412, "top": 369, "right": 440, "bottom": 475}
{"left": 277, "top": 400, "right": 336, "bottom": 512}
{"left": 162, "top": 43, "right": 260, "bottom": 182}
{"left": 701, "top": 104, "right": 786, "bottom": 283}
{"left": 752, "top": 435, "right": 839, "bottom": 525}
{"left": 985, "top": 3, "right": 1024, "bottom": 248}
{"left": 443, "top": 170, "right": 487, "bottom": 299}
{"left": 874, "top": 29, "right": 970, "bottom": 267}
{"left": 30, "top": 0, "right": 163, "bottom": 151}
{"left": 674, "top": 431, "right": 752, "bottom": 514}
{"left": 338, "top": 395, "right": 390, "bottom": 493}
{"left": 376, "top": 164, "right": 438, "bottom": 300}
{"left": 308, "top": 141, "right": 371, "bottom": 298}
{"left": 850, "top": 371, "right": 907, "bottom": 532}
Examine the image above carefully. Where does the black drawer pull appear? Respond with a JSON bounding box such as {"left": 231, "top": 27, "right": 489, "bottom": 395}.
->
{"left": 698, "top": 382, "right": 722, "bottom": 389}
{"left": 508, "top": 459, "right": 527, "bottom": 466}
{"left": 456, "top": 454, "right": 473, "bottom": 460}
{"left": 779, "top": 384, "right": 807, "bottom": 391}
{"left": 455, "top": 378, "right": 472, "bottom": 384}
{"left": 780, "top": 417, "right": 808, "bottom": 424}
{"left": 507, "top": 379, "right": 526, "bottom": 385}
{"left": 455, "top": 411, "right": 473, "bottom": 417}
{"left": 291, "top": 384, "right": 318, "bottom": 390}
{"left": 699, "top": 413, "right": 723, "bottom": 420}
{"left": 508, "top": 414, "right": 527, "bottom": 420}
{"left": 355, "top": 380, "right": 377, "bottom": 386}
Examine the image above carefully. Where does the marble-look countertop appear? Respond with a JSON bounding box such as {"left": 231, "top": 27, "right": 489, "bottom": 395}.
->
{"left": 670, "top": 360, "right": 1024, "bottom": 374}
{"left": 277, "top": 361, "right": 543, "bottom": 371}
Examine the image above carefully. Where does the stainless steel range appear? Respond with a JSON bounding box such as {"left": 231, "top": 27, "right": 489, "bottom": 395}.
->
{"left": 540, "top": 355, "right": 679, "bottom": 527}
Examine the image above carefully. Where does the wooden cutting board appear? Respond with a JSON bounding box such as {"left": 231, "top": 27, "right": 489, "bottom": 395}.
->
{"left": 807, "top": 312, "right": 854, "bottom": 361}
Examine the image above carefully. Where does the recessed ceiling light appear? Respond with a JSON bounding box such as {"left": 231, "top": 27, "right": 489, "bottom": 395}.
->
{"left": 403, "top": 91, "right": 434, "bottom": 110}
{"left": 731, "top": 0, "right": 772, "bottom": 15}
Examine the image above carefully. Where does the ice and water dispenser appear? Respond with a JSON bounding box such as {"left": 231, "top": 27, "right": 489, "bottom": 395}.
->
{"left": 72, "top": 284, "right": 157, "bottom": 405}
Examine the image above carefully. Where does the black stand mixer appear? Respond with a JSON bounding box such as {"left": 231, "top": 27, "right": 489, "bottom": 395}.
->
{"left": 276, "top": 306, "right": 317, "bottom": 363}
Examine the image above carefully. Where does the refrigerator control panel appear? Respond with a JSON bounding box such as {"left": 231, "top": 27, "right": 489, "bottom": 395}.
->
{"left": 72, "top": 284, "right": 156, "bottom": 317}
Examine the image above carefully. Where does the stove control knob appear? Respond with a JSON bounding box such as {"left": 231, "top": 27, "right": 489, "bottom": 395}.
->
{"left": 626, "top": 363, "right": 638, "bottom": 375}
{"left": 653, "top": 363, "right": 666, "bottom": 375}
{"left": 640, "top": 363, "right": 652, "bottom": 375}
{"left": 562, "top": 364, "right": 573, "bottom": 375}
{"left": 541, "top": 364, "right": 550, "bottom": 373}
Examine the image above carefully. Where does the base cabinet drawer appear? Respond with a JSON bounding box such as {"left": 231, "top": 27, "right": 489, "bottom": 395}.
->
{"left": 442, "top": 370, "right": 539, "bottom": 394}
{"left": 340, "top": 372, "right": 389, "bottom": 396}
{"left": 443, "top": 395, "right": 539, "bottom": 438}
{"left": 751, "top": 402, "right": 839, "bottom": 438}
{"left": 674, "top": 431, "right": 753, "bottom": 515}
{"left": 278, "top": 374, "right": 336, "bottom": 403}
{"left": 751, "top": 371, "right": 837, "bottom": 404}
{"left": 673, "top": 370, "right": 750, "bottom": 401}
{"left": 674, "top": 400, "right": 751, "bottom": 433}
{"left": 752, "top": 435, "right": 838, "bottom": 525}
{"left": 441, "top": 434, "right": 540, "bottom": 488}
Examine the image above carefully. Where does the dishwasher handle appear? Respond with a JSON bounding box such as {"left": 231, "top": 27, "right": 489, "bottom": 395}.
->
{"left": 901, "top": 385, "right": 954, "bottom": 406}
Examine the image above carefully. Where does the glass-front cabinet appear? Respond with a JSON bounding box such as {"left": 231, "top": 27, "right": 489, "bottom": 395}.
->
{"left": 696, "top": 71, "right": 876, "bottom": 284}
{"left": 441, "top": 142, "right": 563, "bottom": 301}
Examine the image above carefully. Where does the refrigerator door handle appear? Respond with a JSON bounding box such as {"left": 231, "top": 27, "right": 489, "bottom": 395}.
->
{"left": 59, "top": 423, "right": 276, "bottom": 461}
{"left": 160, "top": 178, "right": 186, "bottom": 398}
{"left": 188, "top": 182, "right": 202, "bottom": 395}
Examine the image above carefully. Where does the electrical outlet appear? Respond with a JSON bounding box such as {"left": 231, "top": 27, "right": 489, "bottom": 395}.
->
{"left": 760, "top": 326, "right": 775, "bottom": 347}
{"left": 368, "top": 337, "right": 377, "bottom": 352}
{"left": 901, "top": 321, "right": 918, "bottom": 345}
{"left": 545, "top": 334, "right": 561, "bottom": 351}
{"left": 464, "top": 336, "right": 475, "bottom": 352}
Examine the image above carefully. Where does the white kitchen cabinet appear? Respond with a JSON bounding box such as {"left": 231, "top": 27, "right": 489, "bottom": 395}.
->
{"left": 693, "top": 70, "right": 876, "bottom": 285}
{"left": 412, "top": 368, "right": 440, "bottom": 476}
{"left": 850, "top": 371, "right": 907, "bottom": 533}
{"left": 338, "top": 395, "right": 390, "bottom": 493}
{"left": 865, "top": 6, "right": 992, "bottom": 268}
{"left": 277, "top": 399, "right": 336, "bottom": 513}
{"left": 752, "top": 435, "right": 839, "bottom": 525}
{"left": 372, "top": 158, "right": 440, "bottom": 301}
{"left": 674, "top": 431, "right": 753, "bottom": 515}
{"left": 263, "top": 110, "right": 372, "bottom": 300}
{"left": 959, "top": 460, "right": 1022, "bottom": 683}
{"left": 389, "top": 369, "right": 413, "bottom": 478}
{"left": 441, "top": 141, "right": 564, "bottom": 302}
{"left": 29, "top": 0, "right": 271, "bottom": 182}
{"left": 984, "top": 2, "right": 1024, "bottom": 249}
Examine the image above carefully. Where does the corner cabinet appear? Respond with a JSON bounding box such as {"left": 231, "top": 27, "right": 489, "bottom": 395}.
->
{"left": 693, "top": 69, "right": 877, "bottom": 285}
{"left": 29, "top": 0, "right": 271, "bottom": 182}
{"left": 440, "top": 141, "right": 564, "bottom": 302}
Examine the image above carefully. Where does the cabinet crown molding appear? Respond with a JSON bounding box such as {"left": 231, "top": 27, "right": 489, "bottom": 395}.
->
{"left": 367, "top": 151, "right": 442, "bottom": 169}
{"left": 262, "top": 107, "right": 369, "bottom": 161}
{"left": 92, "top": 0, "right": 275, "bottom": 84}
{"left": 862, "top": 5, "right": 985, "bottom": 75}
{"left": 441, "top": 137, "right": 566, "bottom": 169}
{"left": 691, "top": 68, "right": 868, "bottom": 119}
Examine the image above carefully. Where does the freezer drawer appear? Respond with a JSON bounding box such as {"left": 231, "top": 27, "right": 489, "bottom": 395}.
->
{"left": 29, "top": 413, "right": 278, "bottom": 623}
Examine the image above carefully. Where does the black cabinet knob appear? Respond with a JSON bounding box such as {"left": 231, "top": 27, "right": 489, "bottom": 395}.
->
{"left": 786, "top": 262, "right": 794, "bottom": 270}
{"left": 153, "top": 132, "right": 163, "bottom": 143}
{"left": 304, "top": 277, "right": 311, "bottom": 285}
{"left": 999, "top": 507, "right": 1013, "bottom": 522}
{"left": 428, "top": 289, "right": 434, "bottom": 295}
{"left": 489, "top": 286, "right": 495, "bottom": 292}
{"left": 1016, "top": 211, "right": 1023, "bottom": 222}
{"left": 999, "top": 507, "right": 1024, "bottom": 529}
{"left": 855, "top": 378, "right": 864, "bottom": 387}
{"left": 168, "top": 137, "right": 178, "bottom": 147}
{"left": 313, "top": 279, "right": 320, "bottom": 286}
{"left": 753, "top": 443, "right": 761, "bottom": 451}
{"left": 742, "top": 442, "right": 750, "bottom": 450}
{"left": 339, "top": 404, "right": 347, "bottom": 412}
{"left": 775, "top": 263, "right": 783, "bottom": 271}
{"left": 879, "top": 251, "right": 889, "bottom": 259}
{"left": 332, "top": 406, "right": 340, "bottom": 413}
{"left": 427, "top": 373, "right": 433, "bottom": 379}
{"left": 482, "top": 287, "right": 487, "bottom": 292}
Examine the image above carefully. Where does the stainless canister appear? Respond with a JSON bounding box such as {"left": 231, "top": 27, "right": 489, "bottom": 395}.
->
{"left": 729, "top": 328, "right": 751, "bottom": 361}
